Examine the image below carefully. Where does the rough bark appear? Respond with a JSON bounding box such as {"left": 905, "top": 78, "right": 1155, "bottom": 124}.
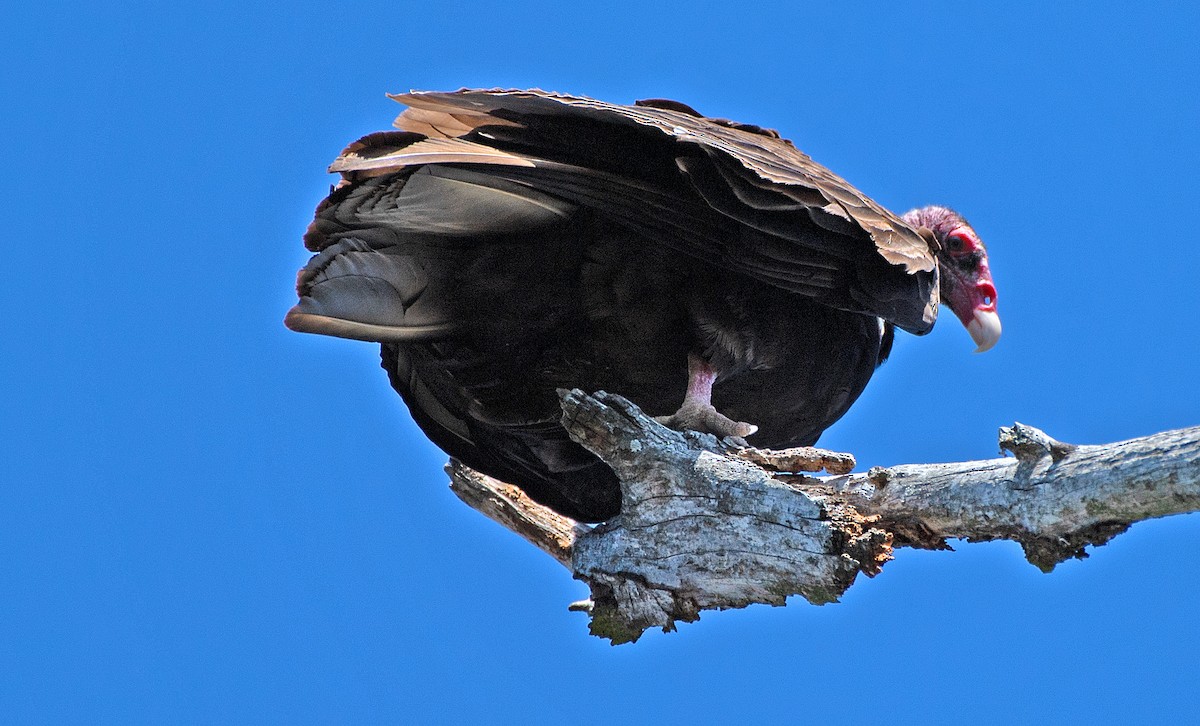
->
{"left": 447, "top": 390, "right": 1200, "bottom": 644}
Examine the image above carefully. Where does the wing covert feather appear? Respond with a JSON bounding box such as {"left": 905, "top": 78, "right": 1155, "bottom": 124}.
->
{"left": 392, "top": 89, "right": 934, "bottom": 275}
{"left": 331, "top": 88, "right": 940, "bottom": 332}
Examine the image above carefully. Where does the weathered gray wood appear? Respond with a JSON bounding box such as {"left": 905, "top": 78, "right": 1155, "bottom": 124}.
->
{"left": 836, "top": 423, "right": 1200, "bottom": 570}
{"left": 447, "top": 460, "right": 591, "bottom": 568}
{"left": 445, "top": 390, "right": 1200, "bottom": 644}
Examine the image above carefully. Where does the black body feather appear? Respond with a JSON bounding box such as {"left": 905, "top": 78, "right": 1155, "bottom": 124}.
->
{"left": 288, "top": 90, "right": 933, "bottom": 522}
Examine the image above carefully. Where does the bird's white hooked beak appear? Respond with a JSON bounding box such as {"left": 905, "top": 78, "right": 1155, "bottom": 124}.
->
{"left": 967, "top": 309, "right": 1002, "bottom": 353}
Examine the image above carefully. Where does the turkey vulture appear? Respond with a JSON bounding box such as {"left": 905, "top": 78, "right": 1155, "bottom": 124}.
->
{"left": 286, "top": 89, "right": 1000, "bottom": 522}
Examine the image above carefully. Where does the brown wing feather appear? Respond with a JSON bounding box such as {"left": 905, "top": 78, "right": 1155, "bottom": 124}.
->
{"left": 330, "top": 136, "right": 535, "bottom": 177}
{"left": 357, "top": 88, "right": 937, "bottom": 332}
{"left": 393, "top": 104, "right": 523, "bottom": 138}
{"left": 392, "top": 89, "right": 934, "bottom": 274}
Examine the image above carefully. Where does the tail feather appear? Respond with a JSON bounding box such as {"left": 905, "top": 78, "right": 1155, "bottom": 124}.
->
{"left": 287, "top": 164, "right": 580, "bottom": 344}
{"left": 286, "top": 237, "right": 455, "bottom": 343}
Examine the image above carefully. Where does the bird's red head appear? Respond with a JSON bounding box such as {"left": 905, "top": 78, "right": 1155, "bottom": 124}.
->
{"left": 903, "top": 206, "right": 1001, "bottom": 352}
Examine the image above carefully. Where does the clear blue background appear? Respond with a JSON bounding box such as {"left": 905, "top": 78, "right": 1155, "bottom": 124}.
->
{"left": 4, "top": 2, "right": 1199, "bottom": 722}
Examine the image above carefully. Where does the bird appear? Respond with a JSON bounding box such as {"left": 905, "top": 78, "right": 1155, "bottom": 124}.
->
{"left": 286, "top": 88, "right": 1001, "bottom": 523}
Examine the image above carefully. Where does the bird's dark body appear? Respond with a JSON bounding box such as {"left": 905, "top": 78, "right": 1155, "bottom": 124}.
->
{"left": 291, "top": 90, "right": 949, "bottom": 522}
{"left": 307, "top": 166, "right": 889, "bottom": 521}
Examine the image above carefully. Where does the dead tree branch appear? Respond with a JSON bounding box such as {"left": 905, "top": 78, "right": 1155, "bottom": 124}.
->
{"left": 447, "top": 390, "right": 1200, "bottom": 644}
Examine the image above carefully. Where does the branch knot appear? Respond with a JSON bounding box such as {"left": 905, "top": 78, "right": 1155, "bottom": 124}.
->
{"left": 999, "top": 422, "right": 1077, "bottom": 463}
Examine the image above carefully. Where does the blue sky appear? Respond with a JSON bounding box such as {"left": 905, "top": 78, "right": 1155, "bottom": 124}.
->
{"left": 4, "top": 1, "right": 1199, "bottom": 722}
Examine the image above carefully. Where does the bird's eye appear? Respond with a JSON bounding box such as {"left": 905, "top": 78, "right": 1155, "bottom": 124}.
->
{"left": 945, "top": 232, "right": 973, "bottom": 254}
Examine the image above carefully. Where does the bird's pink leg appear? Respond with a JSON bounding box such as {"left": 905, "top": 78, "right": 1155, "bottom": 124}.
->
{"left": 683, "top": 353, "right": 719, "bottom": 404}
{"left": 654, "top": 354, "right": 759, "bottom": 440}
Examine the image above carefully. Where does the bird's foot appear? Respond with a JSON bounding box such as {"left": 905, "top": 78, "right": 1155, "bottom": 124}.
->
{"left": 654, "top": 402, "right": 759, "bottom": 442}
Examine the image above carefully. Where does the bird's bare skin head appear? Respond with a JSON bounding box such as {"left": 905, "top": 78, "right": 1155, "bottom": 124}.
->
{"left": 903, "top": 205, "right": 1001, "bottom": 352}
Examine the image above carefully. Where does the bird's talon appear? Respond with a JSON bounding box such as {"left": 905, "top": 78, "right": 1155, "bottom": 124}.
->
{"left": 655, "top": 402, "right": 758, "bottom": 441}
